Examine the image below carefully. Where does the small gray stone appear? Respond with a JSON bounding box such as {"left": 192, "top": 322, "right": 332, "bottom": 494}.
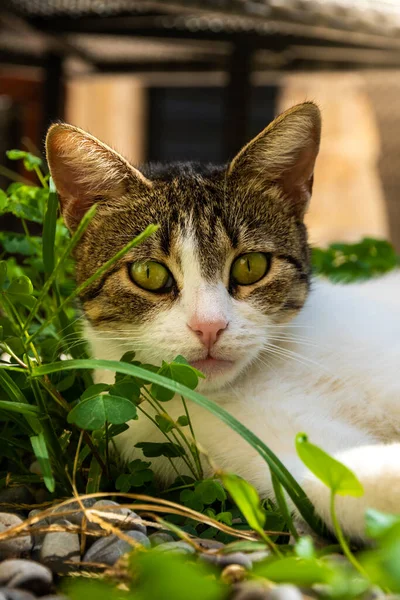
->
{"left": 193, "top": 538, "right": 224, "bottom": 550}
{"left": 28, "top": 509, "right": 50, "bottom": 548}
{"left": 47, "top": 499, "right": 96, "bottom": 526}
{"left": 148, "top": 532, "right": 175, "bottom": 547}
{"left": 0, "top": 514, "right": 32, "bottom": 559}
{"left": 0, "top": 487, "right": 34, "bottom": 507}
{"left": 40, "top": 519, "right": 80, "bottom": 574}
{"left": 155, "top": 541, "right": 196, "bottom": 555}
{"left": 90, "top": 501, "right": 146, "bottom": 534}
{"left": 266, "top": 585, "right": 304, "bottom": 600}
{"left": 200, "top": 551, "right": 252, "bottom": 570}
{"left": 0, "top": 559, "right": 53, "bottom": 595}
{"left": 231, "top": 582, "right": 270, "bottom": 600}
{"left": 247, "top": 550, "right": 271, "bottom": 564}
{"left": 0, "top": 590, "right": 36, "bottom": 600}
{"left": 83, "top": 530, "right": 150, "bottom": 566}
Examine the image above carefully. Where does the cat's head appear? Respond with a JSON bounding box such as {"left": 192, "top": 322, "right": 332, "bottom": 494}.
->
{"left": 46, "top": 102, "right": 320, "bottom": 391}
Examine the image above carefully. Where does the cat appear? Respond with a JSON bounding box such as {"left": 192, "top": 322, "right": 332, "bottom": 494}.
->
{"left": 46, "top": 102, "right": 400, "bottom": 542}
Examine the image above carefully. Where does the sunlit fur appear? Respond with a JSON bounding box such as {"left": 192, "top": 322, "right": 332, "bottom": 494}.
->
{"left": 47, "top": 103, "right": 400, "bottom": 541}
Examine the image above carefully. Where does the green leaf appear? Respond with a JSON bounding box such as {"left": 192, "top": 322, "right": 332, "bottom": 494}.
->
{"left": 30, "top": 433, "right": 55, "bottom": 493}
{"left": 294, "top": 536, "right": 316, "bottom": 559}
{"left": 196, "top": 479, "right": 226, "bottom": 504}
{"left": 177, "top": 415, "right": 189, "bottom": 427}
{"left": 109, "top": 380, "right": 140, "bottom": 401}
{"left": 295, "top": 433, "right": 364, "bottom": 496}
{"left": 128, "top": 459, "right": 152, "bottom": 473}
{"left": 155, "top": 413, "right": 175, "bottom": 433}
{"left": 253, "top": 556, "right": 334, "bottom": 586}
{"left": 81, "top": 383, "right": 110, "bottom": 401}
{"left": 135, "top": 442, "right": 185, "bottom": 458}
{"left": 108, "top": 423, "right": 129, "bottom": 438}
{"left": 180, "top": 489, "right": 204, "bottom": 512}
{"left": 0, "top": 190, "right": 7, "bottom": 212}
{"left": 133, "top": 551, "right": 226, "bottom": 600}
{"left": 68, "top": 394, "right": 137, "bottom": 430}
{"left": 216, "top": 511, "right": 232, "bottom": 526}
{"left": 7, "top": 275, "right": 33, "bottom": 295}
{"left": 221, "top": 473, "right": 266, "bottom": 535}
{"left": 6, "top": 149, "right": 27, "bottom": 160}
{"left": 42, "top": 178, "right": 59, "bottom": 274}
{"left": 0, "top": 261, "right": 7, "bottom": 287}
{"left": 365, "top": 509, "right": 400, "bottom": 539}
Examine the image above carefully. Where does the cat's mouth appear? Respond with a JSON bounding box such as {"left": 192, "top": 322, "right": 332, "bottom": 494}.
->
{"left": 190, "top": 356, "right": 235, "bottom": 375}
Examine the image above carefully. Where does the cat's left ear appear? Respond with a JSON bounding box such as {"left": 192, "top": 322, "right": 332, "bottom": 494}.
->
{"left": 46, "top": 123, "right": 152, "bottom": 231}
{"left": 227, "top": 102, "right": 321, "bottom": 218}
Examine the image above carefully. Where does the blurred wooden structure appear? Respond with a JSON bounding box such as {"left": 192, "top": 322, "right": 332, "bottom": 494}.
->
{"left": 1, "top": 1, "right": 400, "bottom": 247}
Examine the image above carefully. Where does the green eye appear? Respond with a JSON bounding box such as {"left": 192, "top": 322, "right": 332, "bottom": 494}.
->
{"left": 231, "top": 252, "right": 270, "bottom": 286}
{"left": 129, "top": 261, "right": 173, "bottom": 292}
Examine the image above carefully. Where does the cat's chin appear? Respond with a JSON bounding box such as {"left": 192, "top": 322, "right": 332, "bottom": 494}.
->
{"left": 190, "top": 358, "right": 244, "bottom": 392}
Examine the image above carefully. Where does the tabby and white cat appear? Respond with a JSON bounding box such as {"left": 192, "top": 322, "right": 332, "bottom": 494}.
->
{"left": 46, "top": 102, "right": 400, "bottom": 541}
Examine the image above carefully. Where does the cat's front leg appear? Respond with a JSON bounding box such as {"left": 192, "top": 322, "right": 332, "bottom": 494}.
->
{"left": 301, "top": 442, "right": 400, "bottom": 541}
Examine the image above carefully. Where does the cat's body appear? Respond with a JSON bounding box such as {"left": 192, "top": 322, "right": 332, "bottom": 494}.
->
{"left": 91, "top": 272, "right": 400, "bottom": 539}
{"left": 46, "top": 103, "right": 400, "bottom": 541}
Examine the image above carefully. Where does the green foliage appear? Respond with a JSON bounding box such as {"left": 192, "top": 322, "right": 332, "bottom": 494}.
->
{"left": 295, "top": 433, "right": 364, "bottom": 497}
{"left": 312, "top": 238, "right": 400, "bottom": 282}
{"left": 1, "top": 152, "right": 400, "bottom": 598}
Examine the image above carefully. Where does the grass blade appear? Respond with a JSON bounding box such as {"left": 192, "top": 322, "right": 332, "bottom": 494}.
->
{"left": 31, "top": 432, "right": 56, "bottom": 492}
{"left": 0, "top": 401, "right": 40, "bottom": 415}
{"left": 42, "top": 178, "right": 58, "bottom": 276}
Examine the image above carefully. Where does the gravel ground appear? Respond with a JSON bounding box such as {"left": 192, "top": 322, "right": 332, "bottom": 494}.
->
{"left": 0, "top": 485, "right": 377, "bottom": 600}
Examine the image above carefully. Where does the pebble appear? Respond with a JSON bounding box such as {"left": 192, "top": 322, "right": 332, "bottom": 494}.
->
{"left": 220, "top": 564, "right": 247, "bottom": 584}
{"left": 0, "top": 514, "right": 32, "bottom": 559}
{"left": 266, "top": 585, "right": 304, "bottom": 600}
{"left": 148, "top": 532, "right": 175, "bottom": 546}
{"left": 40, "top": 519, "right": 80, "bottom": 574}
{"left": 200, "top": 551, "right": 252, "bottom": 570}
{"left": 90, "top": 500, "right": 146, "bottom": 534}
{"left": 247, "top": 550, "right": 270, "bottom": 564}
{"left": 193, "top": 538, "right": 224, "bottom": 550}
{"left": 0, "top": 488, "right": 34, "bottom": 507}
{"left": 0, "top": 590, "right": 37, "bottom": 600}
{"left": 231, "top": 582, "right": 270, "bottom": 600}
{"left": 83, "top": 530, "right": 150, "bottom": 566}
{"left": 154, "top": 541, "right": 196, "bottom": 555}
{"left": 0, "top": 559, "right": 52, "bottom": 596}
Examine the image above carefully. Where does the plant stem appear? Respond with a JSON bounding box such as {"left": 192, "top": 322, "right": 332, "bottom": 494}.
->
{"left": 24, "top": 204, "right": 98, "bottom": 332}
{"left": 271, "top": 472, "right": 299, "bottom": 540}
{"left": 34, "top": 166, "right": 48, "bottom": 188}
{"left": 181, "top": 395, "right": 203, "bottom": 479}
{"left": 137, "top": 404, "right": 186, "bottom": 483}
{"left": 329, "top": 491, "right": 369, "bottom": 578}
{"left": 141, "top": 389, "right": 198, "bottom": 479}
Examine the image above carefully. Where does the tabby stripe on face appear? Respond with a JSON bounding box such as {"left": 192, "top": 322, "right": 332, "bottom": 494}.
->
{"left": 277, "top": 254, "right": 308, "bottom": 281}
{"left": 79, "top": 264, "right": 121, "bottom": 302}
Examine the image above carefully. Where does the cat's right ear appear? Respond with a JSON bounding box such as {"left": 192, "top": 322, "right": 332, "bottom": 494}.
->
{"left": 46, "top": 123, "right": 152, "bottom": 231}
{"left": 227, "top": 102, "right": 321, "bottom": 218}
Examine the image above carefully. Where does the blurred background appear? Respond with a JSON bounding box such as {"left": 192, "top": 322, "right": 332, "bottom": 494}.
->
{"left": 1, "top": 0, "right": 400, "bottom": 250}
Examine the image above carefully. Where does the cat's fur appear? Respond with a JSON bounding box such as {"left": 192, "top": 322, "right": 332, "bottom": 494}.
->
{"left": 46, "top": 103, "right": 400, "bottom": 541}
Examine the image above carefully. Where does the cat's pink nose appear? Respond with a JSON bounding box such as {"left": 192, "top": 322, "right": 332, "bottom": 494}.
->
{"left": 188, "top": 318, "right": 228, "bottom": 349}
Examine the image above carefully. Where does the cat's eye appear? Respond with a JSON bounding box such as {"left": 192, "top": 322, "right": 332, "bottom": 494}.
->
{"left": 129, "top": 261, "right": 173, "bottom": 292}
{"left": 231, "top": 252, "right": 270, "bottom": 286}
